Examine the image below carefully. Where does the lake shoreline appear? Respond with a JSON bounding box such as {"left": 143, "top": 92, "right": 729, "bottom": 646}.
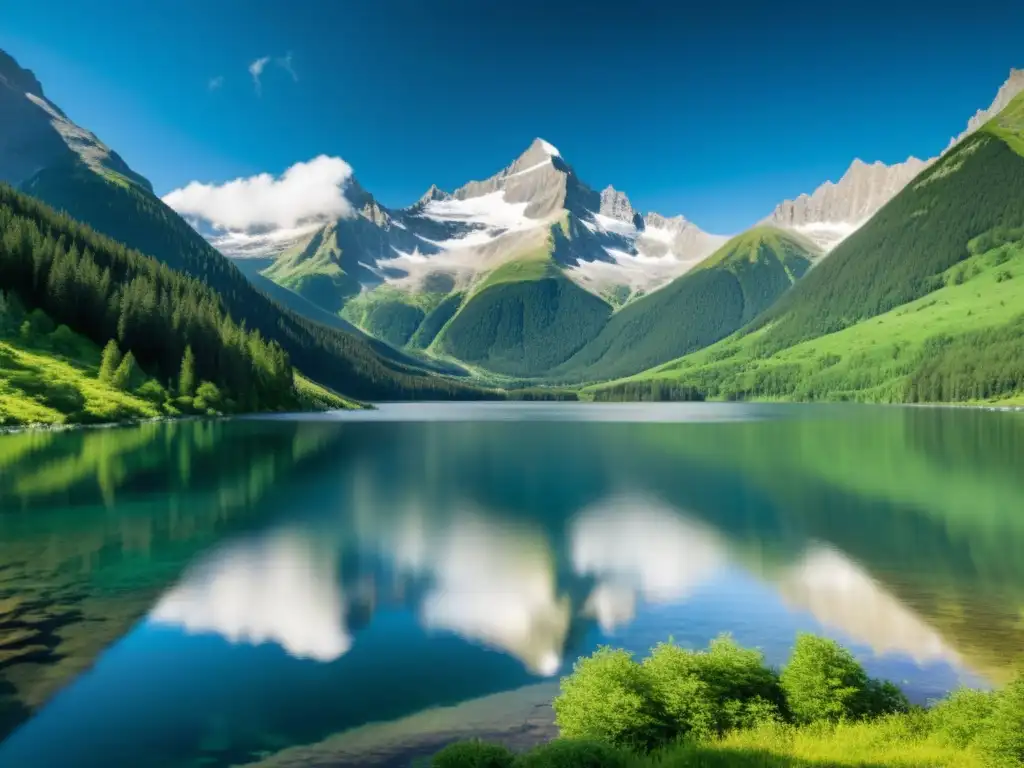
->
{"left": 243, "top": 683, "right": 560, "bottom": 768}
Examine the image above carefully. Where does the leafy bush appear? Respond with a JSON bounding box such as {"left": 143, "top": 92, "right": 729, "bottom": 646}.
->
{"left": 135, "top": 379, "right": 168, "bottom": 405}
{"left": 194, "top": 381, "right": 222, "bottom": 411}
{"left": 928, "top": 687, "right": 998, "bottom": 748}
{"left": 978, "top": 675, "right": 1024, "bottom": 767}
{"left": 49, "top": 324, "right": 80, "bottom": 355}
{"left": 431, "top": 740, "right": 515, "bottom": 768}
{"left": 552, "top": 647, "right": 669, "bottom": 752}
{"left": 643, "top": 636, "right": 785, "bottom": 737}
{"left": 862, "top": 678, "right": 911, "bottom": 717}
{"left": 779, "top": 634, "right": 870, "bottom": 723}
{"left": 512, "top": 739, "right": 629, "bottom": 768}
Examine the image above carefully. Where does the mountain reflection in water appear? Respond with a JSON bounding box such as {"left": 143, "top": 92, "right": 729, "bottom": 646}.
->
{"left": 0, "top": 404, "right": 1022, "bottom": 768}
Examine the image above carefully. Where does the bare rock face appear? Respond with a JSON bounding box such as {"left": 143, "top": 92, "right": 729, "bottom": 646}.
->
{"left": 599, "top": 186, "right": 636, "bottom": 223}
{"left": 951, "top": 68, "right": 1024, "bottom": 147}
{"left": 765, "top": 68, "right": 1024, "bottom": 252}
{"left": 416, "top": 184, "right": 450, "bottom": 206}
{"left": 0, "top": 48, "right": 152, "bottom": 191}
{"left": 764, "top": 157, "right": 928, "bottom": 250}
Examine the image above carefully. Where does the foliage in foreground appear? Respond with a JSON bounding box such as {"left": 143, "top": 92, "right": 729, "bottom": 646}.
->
{"left": 434, "top": 634, "right": 1024, "bottom": 768}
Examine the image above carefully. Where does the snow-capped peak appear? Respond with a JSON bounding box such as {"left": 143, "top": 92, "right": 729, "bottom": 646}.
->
{"left": 535, "top": 138, "right": 560, "bottom": 157}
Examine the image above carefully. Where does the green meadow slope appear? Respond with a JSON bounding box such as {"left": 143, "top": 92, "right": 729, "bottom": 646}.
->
{"left": 0, "top": 317, "right": 160, "bottom": 426}
{"left": 591, "top": 93, "right": 1024, "bottom": 403}
{"left": 551, "top": 227, "right": 817, "bottom": 383}
{"left": 433, "top": 247, "right": 614, "bottom": 376}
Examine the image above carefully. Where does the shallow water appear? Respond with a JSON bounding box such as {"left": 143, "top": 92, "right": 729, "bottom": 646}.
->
{"left": 0, "top": 403, "right": 1022, "bottom": 767}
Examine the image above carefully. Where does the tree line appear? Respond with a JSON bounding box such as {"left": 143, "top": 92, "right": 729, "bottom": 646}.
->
{"left": 0, "top": 184, "right": 293, "bottom": 410}
{"left": 23, "top": 161, "right": 494, "bottom": 400}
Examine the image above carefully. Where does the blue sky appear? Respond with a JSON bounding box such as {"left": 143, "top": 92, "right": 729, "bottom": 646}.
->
{"left": 3, "top": 0, "right": 1023, "bottom": 233}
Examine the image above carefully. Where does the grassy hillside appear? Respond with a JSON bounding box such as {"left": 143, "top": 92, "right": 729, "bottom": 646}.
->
{"left": 432, "top": 244, "right": 613, "bottom": 376}
{"left": 408, "top": 292, "right": 464, "bottom": 349}
{"left": 590, "top": 95, "right": 1024, "bottom": 404}
{"left": 262, "top": 226, "right": 360, "bottom": 313}
{"left": 340, "top": 286, "right": 448, "bottom": 348}
{"left": 18, "top": 161, "right": 490, "bottom": 401}
{"left": 0, "top": 186, "right": 306, "bottom": 417}
{"left": 551, "top": 227, "right": 817, "bottom": 383}
{"left": 0, "top": 317, "right": 160, "bottom": 426}
{"left": 0, "top": 317, "right": 358, "bottom": 427}
{"left": 739, "top": 94, "right": 1024, "bottom": 355}
{"left": 591, "top": 232, "right": 1024, "bottom": 403}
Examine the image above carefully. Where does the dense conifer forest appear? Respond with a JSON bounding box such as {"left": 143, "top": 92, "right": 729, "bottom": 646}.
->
{"left": 0, "top": 185, "right": 293, "bottom": 411}
{"left": 20, "top": 163, "right": 492, "bottom": 401}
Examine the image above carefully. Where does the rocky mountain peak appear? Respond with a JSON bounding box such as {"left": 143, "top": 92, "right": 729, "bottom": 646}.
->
{"left": 0, "top": 49, "right": 44, "bottom": 99}
{"left": 951, "top": 68, "right": 1024, "bottom": 146}
{"left": 599, "top": 185, "right": 636, "bottom": 223}
{"left": 643, "top": 212, "right": 694, "bottom": 233}
{"left": 415, "top": 183, "right": 450, "bottom": 207}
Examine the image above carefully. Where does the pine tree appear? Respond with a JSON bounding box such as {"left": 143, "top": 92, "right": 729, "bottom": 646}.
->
{"left": 112, "top": 350, "right": 136, "bottom": 391}
{"left": 99, "top": 339, "right": 122, "bottom": 383}
{"left": 178, "top": 345, "right": 196, "bottom": 398}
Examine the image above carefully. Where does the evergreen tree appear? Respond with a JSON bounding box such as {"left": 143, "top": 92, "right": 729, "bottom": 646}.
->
{"left": 99, "top": 340, "right": 122, "bottom": 383}
{"left": 178, "top": 345, "right": 196, "bottom": 398}
{"left": 111, "top": 350, "right": 136, "bottom": 391}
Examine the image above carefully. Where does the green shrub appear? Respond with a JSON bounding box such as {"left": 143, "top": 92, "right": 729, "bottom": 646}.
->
{"left": 643, "top": 635, "right": 785, "bottom": 737}
{"left": 23, "top": 308, "right": 55, "bottom": 338}
{"left": 862, "top": 678, "right": 911, "bottom": 717}
{"left": 978, "top": 675, "right": 1024, "bottom": 767}
{"left": 553, "top": 647, "right": 669, "bottom": 752}
{"left": 512, "top": 739, "right": 628, "bottom": 768}
{"left": 135, "top": 379, "right": 168, "bottom": 405}
{"left": 194, "top": 380, "right": 222, "bottom": 411}
{"left": 49, "top": 324, "right": 80, "bottom": 355}
{"left": 431, "top": 740, "right": 515, "bottom": 768}
{"left": 928, "top": 687, "right": 998, "bottom": 748}
{"left": 780, "top": 634, "right": 870, "bottom": 723}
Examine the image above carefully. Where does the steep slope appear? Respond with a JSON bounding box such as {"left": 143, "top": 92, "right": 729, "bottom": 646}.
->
{"left": 597, "top": 93, "right": 1024, "bottom": 404}
{"left": 756, "top": 96, "right": 1024, "bottom": 352}
{"left": 0, "top": 186, "right": 299, "bottom": 422}
{"left": 0, "top": 47, "right": 484, "bottom": 401}
{"left": 431, "top": 233, "right": 614, "bottom": 376}
{"left": 765, "top": 68, "right": 1024, "bottom": 252}
{"left": 551, "top": 227, "right": 818, "bottom": 383}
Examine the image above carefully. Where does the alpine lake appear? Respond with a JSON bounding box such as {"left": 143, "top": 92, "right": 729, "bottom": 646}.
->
{"left": 0, "top": 403, "right": 1022, "bottom": 767}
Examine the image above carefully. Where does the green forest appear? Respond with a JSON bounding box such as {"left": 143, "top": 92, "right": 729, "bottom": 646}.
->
{"left": 0, "top": 185, "right": 295, "bottom": 416}
{"left": 437, "top": 273, "right": 613, "bottom": 376}
{"left": 20, "top": 161, "right": 492, "bottom": 401}
{"left": 551, "top": 228, "right": 815, "bottom": 383}
{"left": 749, "top": 133, "right": 1024, "bottom": 353}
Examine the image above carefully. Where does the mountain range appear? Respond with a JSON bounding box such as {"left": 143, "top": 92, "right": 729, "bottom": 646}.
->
{"left": 2, "top": 43, "right": 1024, "bottom": 413}
{"left": 0, "top": 47, "right": 494, "bottom": 411}
{"left": 165, "top": 67, "right": 1024, "bottom": 382}
{"left": 765, "top": 68, "right": 1024, "bottom": 251}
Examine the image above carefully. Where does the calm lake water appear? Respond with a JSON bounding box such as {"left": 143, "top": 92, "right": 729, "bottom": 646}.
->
{"left": 1, "top": 403, "right": 1022, "bottom": 767}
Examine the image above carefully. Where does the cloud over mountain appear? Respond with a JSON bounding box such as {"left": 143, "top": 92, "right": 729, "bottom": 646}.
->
{"left": 162, "top": 155, "right": 355, "bottom": 235}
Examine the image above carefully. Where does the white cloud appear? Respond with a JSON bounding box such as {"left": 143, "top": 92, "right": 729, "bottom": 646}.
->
{"left": 249, "top": 55, "right": 270, "bottom": 94}
{"left": 277, "top": 51, "right": 298, "bottom": 82}
{"left": 162, "top": 155, "right": 355, "bottom": 234}
{"left": 150, "top": 529, "right": 351, "bottom": 662}
{"left": 208, "top": 75, "right": 225, "bottom": 91}
{"left": 248, "top": 52, "right": 297, "bottom": 94}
